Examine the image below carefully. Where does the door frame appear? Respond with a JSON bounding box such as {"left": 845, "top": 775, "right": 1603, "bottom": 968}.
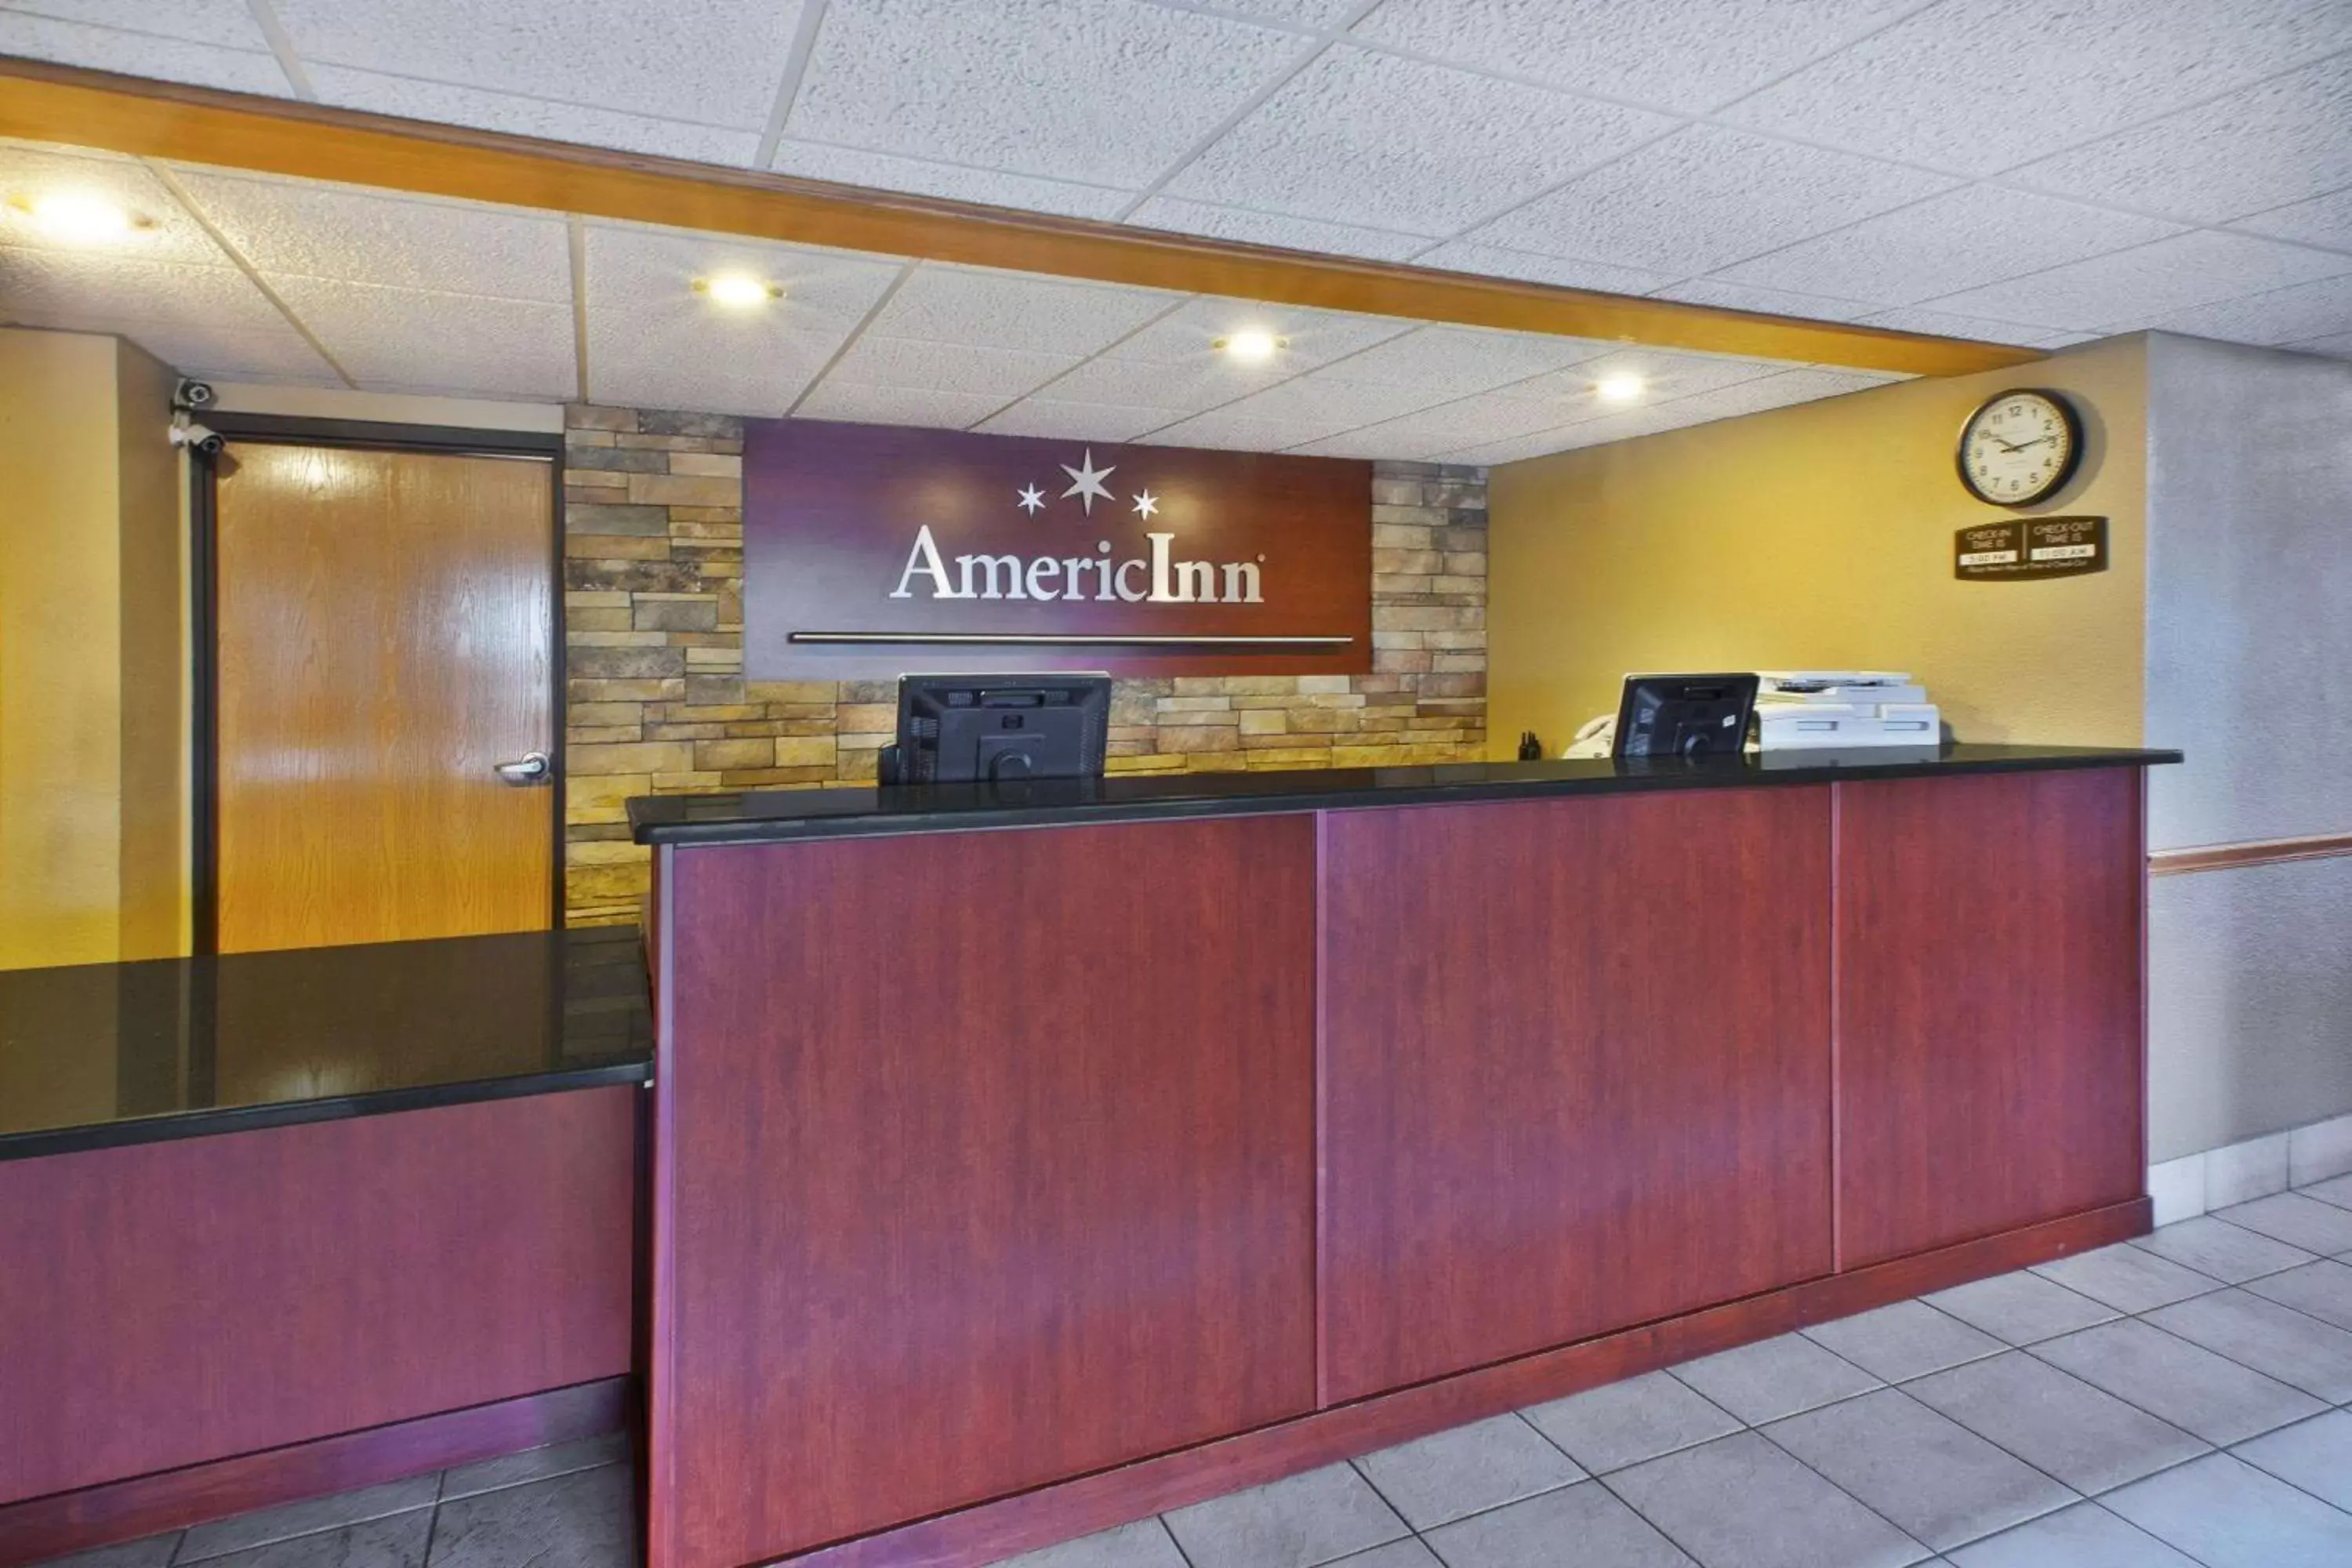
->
{"left": 190, "top": 415, "right": 568, "bottom": 954}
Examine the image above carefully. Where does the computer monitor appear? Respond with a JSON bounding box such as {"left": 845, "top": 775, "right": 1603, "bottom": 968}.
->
{"left": 1613, "top": 673, "right": 1759, "bottom": 760}
{"left": 879, "top": 673, "right": 1111, "bottom": 786}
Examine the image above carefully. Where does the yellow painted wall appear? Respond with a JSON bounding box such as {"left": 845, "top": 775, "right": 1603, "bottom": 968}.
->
{"left": 0, "top": 328, "right": 187, "bottom": 969}
{"left": 1488, "top": 334, "right": 2149, "bottom": 755}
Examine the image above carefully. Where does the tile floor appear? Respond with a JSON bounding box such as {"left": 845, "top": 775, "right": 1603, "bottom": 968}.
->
{"left": 40, "top": 1171, "right": 2352, "bottom": 1568}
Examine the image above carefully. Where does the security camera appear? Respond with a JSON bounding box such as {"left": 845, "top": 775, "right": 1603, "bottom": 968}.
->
{"left": 175, "top": 378, "right": 215, "bottom": 408}
{"left": 169, "top": 411, "right": 223, "bottom": 456}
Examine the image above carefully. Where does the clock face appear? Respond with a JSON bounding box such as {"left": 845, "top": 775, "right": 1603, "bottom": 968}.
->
{"left": 1958, "top": 390, "right": 2081, "bottom": 506}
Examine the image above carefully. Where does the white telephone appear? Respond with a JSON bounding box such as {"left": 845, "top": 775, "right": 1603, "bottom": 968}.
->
{"left": 1564, "top": 714, "right": 1616, "bottom": 759}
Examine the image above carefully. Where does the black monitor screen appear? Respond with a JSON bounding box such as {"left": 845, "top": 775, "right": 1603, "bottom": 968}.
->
{"left": 883, "top": 673, "right": 1111, "bottom": 786}
{"left": 1613, "top": 673, "right": 1759, "bottom": 760}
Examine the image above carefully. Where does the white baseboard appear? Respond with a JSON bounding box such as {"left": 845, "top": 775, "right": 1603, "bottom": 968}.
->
{"left": 2147, "top": 1111, "right": 2352, "bottom": 1225}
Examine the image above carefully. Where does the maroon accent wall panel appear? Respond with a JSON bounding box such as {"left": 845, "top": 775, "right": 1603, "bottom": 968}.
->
{"left": 0, "top": 1089, "right": 637, "bottom": 1505}
{"left": 1837, "top": 769, "right": 2146, "bottom": 1268}
{"left": 1318, "top": 789, "right": 1835, "bottom": 1404}
{"left": 655, "top": 818, "right": 1318, "bottom": 1568}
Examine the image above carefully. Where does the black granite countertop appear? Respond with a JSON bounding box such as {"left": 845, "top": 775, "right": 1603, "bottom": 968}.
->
{"left": 0, "top": 926, "right": 652, "bottom": 1162}
{"left": 629, "top": 742, "right": 2182, "bottom": 847}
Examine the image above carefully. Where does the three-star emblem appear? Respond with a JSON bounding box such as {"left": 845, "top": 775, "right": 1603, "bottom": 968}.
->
{"left": 1058, "top": 448, "right": 1116, "bottom": 514}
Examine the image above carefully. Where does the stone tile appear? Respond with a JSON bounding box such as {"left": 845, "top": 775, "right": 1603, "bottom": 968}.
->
{"left": 1605, "top": 1432, "right": 1929, "bottom": 1568}
{"left": 178, "top": 1478, "right": 438, "bottom": 1562}
{"left": 2102, "top": 1451, "right": 2352, "bottom": 1567}
{"left": 425, "top": 1463, "right": 634, "bottom": 1568}
{"left": 27, "top": 1535, "right": 180, "bottom": 1568}
{"left": 1522, "top": 1370, "right": 1742, "bottom": 1475}
{"left": 996, "top": 1519, "right": 1191, "bottom": 1568}
{"left": 2030, "top": 1319, "right": 2325, "bottom": 1446}
{"left": 1421, "top": 1480, "right": 1695, "bottom": 1568}
{"left": 2129, "top": 1217, "right": 2317, "bottom": 1283}
{"left": 1352, "top": 1414, "right": 1583, "bottom": 1530}
{"left": 199, "top": 1512, "right": 432, "bottom": 1568}
{"left": 2299, "top": 1171, "right": 2352, "bottom": 1210}
{"left": 1905, "top": 1351, "right": 2209, "bottom": 1495}
{"left": 1322, "top": 1541, "right": 1441, "bottom": 1568}
{"left": 2241, "top": 1258, "right": 2352, "bottom": 1331}
{"left": 2143, "top": 1287, "right": 2352, "bottom": 1402}
{"left": 2230, "top": 1409, "right": 2352, "bottom": 1511}
{"left": 1802, "top": 1301, "right": 2006, "bottom": 1384}
{"left": 1926, "top": 1271, "right": 2119, "bottom": 1346}
{"left": 2030, "top": 1244, "right": 2223, "bottom": 1314}
{"left": 1946, "top": 1501, "right": 2202, "bottom": 1566}
{"left": 438, "top": 1432, "right": 630, "bottom": 1501}
{"left": 2212, "top": 1192, "right": 2352, "bottom": 1254}
{"left": 1763, "top": 1388, "right": 2077, "bottom": 1552}
{"left": 1163, "top": 1463, "right": 1409, "bottom": 1568}
{"left": 1666, "top": 1332, "right": 1882, "bottom": 1425}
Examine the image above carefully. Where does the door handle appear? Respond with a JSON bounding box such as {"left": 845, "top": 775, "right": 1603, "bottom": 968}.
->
{"left": 493, "top": 750, "right": 552, "bottom": 786}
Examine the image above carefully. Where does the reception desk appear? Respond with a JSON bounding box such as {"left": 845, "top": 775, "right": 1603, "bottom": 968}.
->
{"left": 630, "top": 744, "right": 2176, "bottom": 1568}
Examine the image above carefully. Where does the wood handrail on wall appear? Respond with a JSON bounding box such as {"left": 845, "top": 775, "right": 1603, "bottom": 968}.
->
{"left": 2149, "top": 833, "right": 2352, "bottom": 877}
{"left": 0, "top": 56, "right": 2042, "bottom": 379}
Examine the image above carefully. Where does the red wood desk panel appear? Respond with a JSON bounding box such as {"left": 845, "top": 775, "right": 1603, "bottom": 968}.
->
{"left": 1317, "top": 788, "right": 1835, "bottom": 1403}
{"left": 653, "top": 816, "right": 1319, "bottom": 1568}
{"left": 1836, "top": 769, "right": 2146, "bottom": 1268}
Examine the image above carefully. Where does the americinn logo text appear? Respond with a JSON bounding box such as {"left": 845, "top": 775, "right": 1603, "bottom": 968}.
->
{"left": 888, "top": 448, "right": 1267, "bottom": 606}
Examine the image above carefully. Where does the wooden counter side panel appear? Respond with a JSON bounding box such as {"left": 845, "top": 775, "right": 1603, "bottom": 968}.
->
{"left": 1318, "top": 788, "right": 1836, "bottom": 1403}
{"left": 659, "top": 818, "right": 1318, "bottom": 1568}
{"left": 1837, "top": 768, "right": 2146, "bottom": 1269}
{"left": 0, "top": 1089, "right": 637, "bottom": 1505}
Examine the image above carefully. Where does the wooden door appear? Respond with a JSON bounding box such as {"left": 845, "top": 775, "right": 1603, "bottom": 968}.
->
{"left": 1837, "top": 768, "right": 2145, "bottom": 1267}
{"left": 1319, "top": 789, "right": 1835, "bottom": 1403}
{"left": 214, "top": 442, "right": 554, "bottom": 953}
{"left": 655, "top": 818, "right": 1319, "bottom": 1568}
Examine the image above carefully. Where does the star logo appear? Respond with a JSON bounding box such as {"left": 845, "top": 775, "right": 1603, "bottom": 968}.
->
{"left": 1130, "top": 488, "right": 1160, "bottom": 521}
{"left": 1059, "top": 448, "right": 1116, "bottom": 514}
{"left": 1015, "top": 483, "right": 1046, "bottom": 516}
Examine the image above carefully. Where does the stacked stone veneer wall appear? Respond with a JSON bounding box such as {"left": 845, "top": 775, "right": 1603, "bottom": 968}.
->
{"left": 561, "top": 403, "right": 1488, "bottom": 925}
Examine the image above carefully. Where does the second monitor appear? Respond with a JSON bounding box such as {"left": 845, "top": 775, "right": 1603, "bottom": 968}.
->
{"left": 878, "top": 673, "right": 1112, "bottom": 786}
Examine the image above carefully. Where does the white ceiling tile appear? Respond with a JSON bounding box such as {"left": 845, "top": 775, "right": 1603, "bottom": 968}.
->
{"left": 1509, "top": 346, "right": 1792, "bottom": 415}
{"left": 1027, "top": 353, "right": 1286, "bottom": 415}
{"left": 266, "top": 276, "right": 575, "bottom": 399}
{"left": 1100, "top": 296, "right": 1415, "bottom": 368}
{"left": 824, "top": 335, "right": 1080, "bottom": 398}
{"left": 2235, "top": 187, "right": 2352, "bottom": 254}
{"left": 1712, "top": 184, "right": 2185, "bottom": 306}
{"left": 1308, "top": 323, "right": 1613, "bottom": 394}
{"left": 785, "top": 0, "right": 1308, "bottom": 188}
{"left": 8, "top": 0, "right": 276, "bottom": 46}
{"left": 1649, "top": 278, "right": 1880, "bottom": 323}
{"left": 1922, "top": 230, "right": 2352, "bottom": 332}
{"left": 1285, "top": 429, "right": 1446, "bottom": 459}
{"left": 303, "top": 67, "right": 764, "bottom": 165}
{"left": 133, "top": 328, "right": 344, "bottom": 385}
{"left": 1720, "top": 0, "right": 2352, "bottom": 177}
{"left": 791, "top": 384, "right": 1007, "bottom": 429}
{"left": 1855, "top": 306, "right": 2081, "bottom": 348}
{"left": 2140, "top": 273, "right": 2352, "bottom": 347}
{"left": 2285, "top": 330, "right": 2352, "bottom": 359}
{"left": 1472, "top": 125, "right": 1958, "bottom": 276}
{"left": 1163, "top": 44, "right": 1671, "bottom": 238}
{"left": 587, "top": 308, "right": 855, "bottom": 419}
{"left": 275, "top": 0, "right": 804, "bottom": 134}
{"left": 0, "top": 11, "right": 292, "bottom": 95}
{"left": 863, "top": 265, "right": 1180, "bottom": 356}
{"left": 0, "top": 143, "right": 230, "bottom": 267}
{"left": 1410, "top": 239, "right": 1679, "bottom": 296}
{"left": 1661, "top": 365, "right": 1907, "bottom": 419}
{"left": 1430, "top": 427, "right": 1589, "bottom": 466}
{"left": 1314, "top": 386, "right": 1601, "bottom": 454}
{"left": 168, "top": 170, "right": 571, "bottom": 301}
{"left": 1351, "top": 0, "right": 1915, "bottom": 114}
{"left": 768, "top": 140, "right": 1131, "bottom": 220}
{"left": 1212, "top": 373, "right": 1444, "bottom": 430}
{"left": 1134, "top": 408, "right": 1338, "bottom": 451}
{"left": 2009, "top": 53, "right": 2352, "bottom": 223}
{"left": 0, "top": 245, "right": 289, "bottom": 336}
{"left": 1125, "top": 196, "right": 1428, "bottom": 263}
{"left": 1186, "top": 0, "right": 1360, "bottom": 26}
{"left": 584, "top": 223, "right": 906, "bottom": 328}
{"left": 975, "top": 398, "right": 1189, "bottom": 442}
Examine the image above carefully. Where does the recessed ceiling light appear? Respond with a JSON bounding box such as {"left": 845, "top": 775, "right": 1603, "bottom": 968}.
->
{"left": 695, "top": 273, "right": 782, "bottom": 308}
{"left": 1214, "top": 330, "right": 1287, "bottom": 364}
{"left": 1596, "top": 373, "right": 1646, "bottom": 403}
{"left": 13, "top": 191, "right": 152, "bottom": 246}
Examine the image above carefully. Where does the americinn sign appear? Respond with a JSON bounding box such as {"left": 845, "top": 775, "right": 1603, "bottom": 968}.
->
{"left": 744, "top": 420, "right": 1373, "bottom": 679}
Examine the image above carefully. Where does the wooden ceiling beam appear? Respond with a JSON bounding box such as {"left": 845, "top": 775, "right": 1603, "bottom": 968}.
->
{"left": 0, "top": 56, "right": 2038, "bottom": 378}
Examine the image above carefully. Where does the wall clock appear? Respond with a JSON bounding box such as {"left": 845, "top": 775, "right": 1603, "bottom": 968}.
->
{"left": 1957, "top": 388, "right": 2082, "bottom": 506}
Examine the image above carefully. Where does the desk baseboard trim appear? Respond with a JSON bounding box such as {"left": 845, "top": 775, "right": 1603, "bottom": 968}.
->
{"left": 0, "top": 1377, "right": 630, "bottom": 1568}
